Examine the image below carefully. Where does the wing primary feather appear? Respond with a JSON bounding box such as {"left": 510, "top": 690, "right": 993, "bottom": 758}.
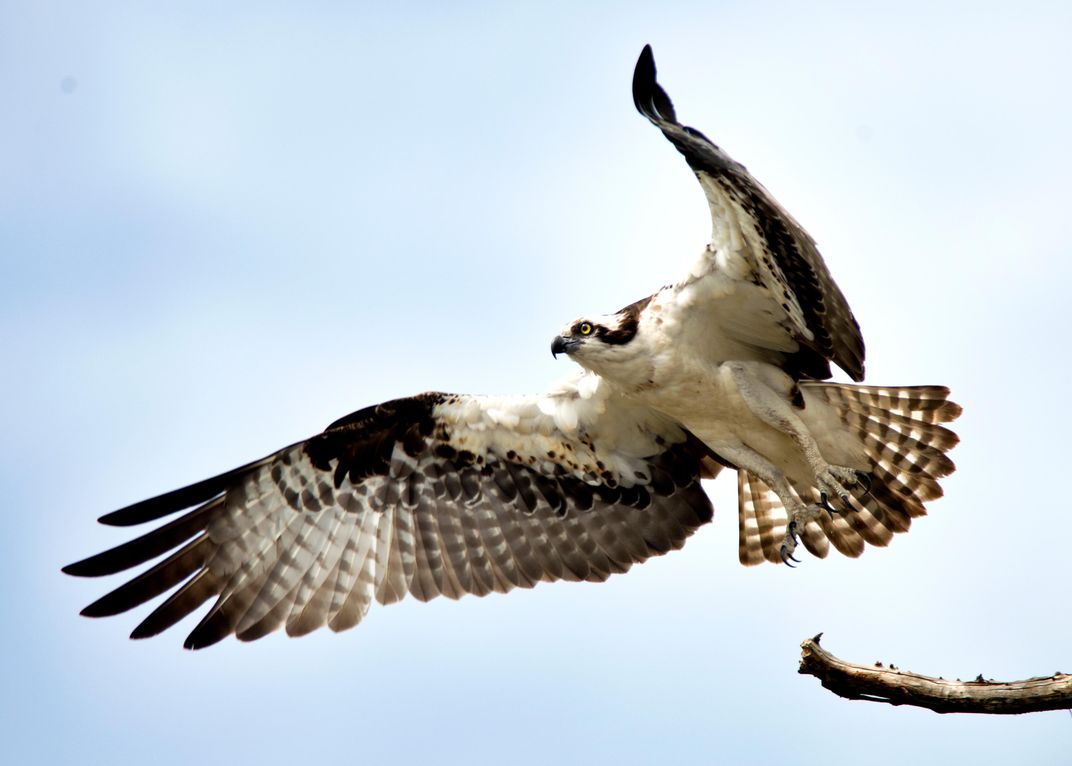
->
{"left": 98, "top": 456, "right": 274, "bottom": 527}
{"left": 62, "top": 499, "right": 220, "bottom": 577}
{"left": 129, "top": 569, "right": 222, "bottom": 640}
{"left": 183, "top": 595, "right": 245, "bottom": 650}
{"left": 80, "top": 534, "right": 213, "bottom": 617}
{"left": 632, "top": 44, "right": 676, "bottom": 124}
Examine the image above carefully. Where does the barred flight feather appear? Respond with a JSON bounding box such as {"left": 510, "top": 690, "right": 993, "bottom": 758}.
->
{"left": 65, "top": 386, "right": 714, "bottom": 648}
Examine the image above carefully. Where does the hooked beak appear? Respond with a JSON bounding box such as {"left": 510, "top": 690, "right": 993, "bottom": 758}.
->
{"left": 551, "top": 335, "right": 580, "bottom": 359}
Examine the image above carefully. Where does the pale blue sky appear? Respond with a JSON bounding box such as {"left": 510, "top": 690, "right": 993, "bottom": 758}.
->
{"left": 4, "top": 2, "right": 1071, "bottom": 764}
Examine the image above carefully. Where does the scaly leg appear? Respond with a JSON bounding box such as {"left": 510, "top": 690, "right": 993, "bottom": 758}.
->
{"left": 714, "top": 442, "right": 822, "bottom": 566}
{"left": 722, "top": 362, "right": 862, "bottom": 511}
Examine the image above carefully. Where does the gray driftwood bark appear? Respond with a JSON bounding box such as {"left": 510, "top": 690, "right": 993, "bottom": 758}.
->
{"left": 798, "top": 634, "right": 1072, "bottom": 714}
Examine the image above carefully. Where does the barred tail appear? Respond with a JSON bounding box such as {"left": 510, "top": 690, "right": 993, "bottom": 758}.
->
{"left": 738, "top": 384, "right": 961, "bottom": 566}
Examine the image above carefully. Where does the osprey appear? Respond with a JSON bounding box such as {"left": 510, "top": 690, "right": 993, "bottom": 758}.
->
{"left": 65, "top": 46, "right": 960, "bottom": 649}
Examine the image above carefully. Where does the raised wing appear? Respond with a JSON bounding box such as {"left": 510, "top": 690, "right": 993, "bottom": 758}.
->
{"left": 632, "top": 45, "right": 865, "bottom": 381}
{"left": 64, "top": 375, "right": 715, "bottom": 649}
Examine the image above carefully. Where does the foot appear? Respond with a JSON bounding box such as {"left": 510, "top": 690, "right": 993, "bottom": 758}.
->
{"left": 779, "top": 521, "right": 801, "bottom": 566}
{"left": 813, "top": 464, "right": 866, "bottom": 513}
{"left": 779, "top": 498, "right": 823, "bottom": 567}
{"left": 779, "top": 469, "right": 874, "bottom": 565}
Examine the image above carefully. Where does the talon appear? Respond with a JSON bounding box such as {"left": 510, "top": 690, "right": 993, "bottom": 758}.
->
{"left": 854, "top": 470, "right": 873, "bottom": 495}
{"left": 780, "top": 520, "right": 801, "bottom": 566}
{"left": 818, "top": 491, "right": 840, "bottom": 516}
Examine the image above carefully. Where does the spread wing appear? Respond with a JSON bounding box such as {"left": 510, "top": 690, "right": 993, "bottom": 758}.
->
{"left": 632, "top": 45, "right": 865, "bottom": 381}
{"left": 64, "top": 375, "right": 715, "bottom": 649}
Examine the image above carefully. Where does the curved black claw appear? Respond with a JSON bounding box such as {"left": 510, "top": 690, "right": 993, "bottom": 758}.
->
{"left": 780, "top": 521, "right": 801, "bottom": 567}
{"left": 854, "top": 470, "right": 873, "bottom": 496}
{"left": 819, "top": 491, "right": 840, "bottom": 517}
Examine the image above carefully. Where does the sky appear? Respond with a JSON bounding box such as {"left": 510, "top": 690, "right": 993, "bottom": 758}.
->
{"left": 3, "top": 1, "right": 1072, "bottom": 764}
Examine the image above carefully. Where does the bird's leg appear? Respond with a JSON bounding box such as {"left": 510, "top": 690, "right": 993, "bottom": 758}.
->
{"left": 722, "top": 362, "right": 863, "bottom": 512}
{"left": 715, "top": 443, "right": 823, "bottom": 566}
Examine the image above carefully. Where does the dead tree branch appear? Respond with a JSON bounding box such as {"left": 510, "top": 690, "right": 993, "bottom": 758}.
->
{"left": 798, "top": 634, "right": 1072, "bottom": 714}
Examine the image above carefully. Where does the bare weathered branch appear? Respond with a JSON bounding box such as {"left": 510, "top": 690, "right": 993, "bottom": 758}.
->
{"left": 798, "top": 634, "right": 1072, "bottom": 715}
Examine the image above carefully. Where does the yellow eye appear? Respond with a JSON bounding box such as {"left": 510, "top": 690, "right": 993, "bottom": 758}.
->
{"left": 578, "top": 322, "right": 593, "bottom": 336}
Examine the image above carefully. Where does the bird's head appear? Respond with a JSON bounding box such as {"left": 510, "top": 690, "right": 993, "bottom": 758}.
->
{"left": 551, "top": 298, "right": 650, "bottom": 380}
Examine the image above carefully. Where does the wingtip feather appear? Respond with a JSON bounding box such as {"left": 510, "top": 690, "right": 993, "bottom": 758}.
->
{"left": 95, "top": 457, "right": 276, "bottom": 527}
{"left": 61, "top": 561, "right": 90, "bottom": 577}
{"left": 63, "top": 554, "right": 120, "bottom": 578}
{"left": 80, "top": 599, "right": 122, "bottom": 618}
{"left": 632, "top": 44, "right": 676, "bottom": 123}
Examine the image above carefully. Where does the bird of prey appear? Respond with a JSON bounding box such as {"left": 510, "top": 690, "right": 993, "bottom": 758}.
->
{"left": 64, "top": 46, "right": 960, "bottom": 649}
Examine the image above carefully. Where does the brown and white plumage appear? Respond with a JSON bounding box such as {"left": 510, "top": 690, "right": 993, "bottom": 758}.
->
{"left": 65, "top": 376, "right": 715, "bottom": 648}
{"left": 66, "top": 46, "right": 961, "bottom": 648}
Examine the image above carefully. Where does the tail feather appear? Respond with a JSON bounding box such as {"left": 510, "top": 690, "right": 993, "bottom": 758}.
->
{"left": 738, "top": 383, "right": 961, "bottom": 565}
{"left": 821, "top": 385, "right": 962, "bottom": 424}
